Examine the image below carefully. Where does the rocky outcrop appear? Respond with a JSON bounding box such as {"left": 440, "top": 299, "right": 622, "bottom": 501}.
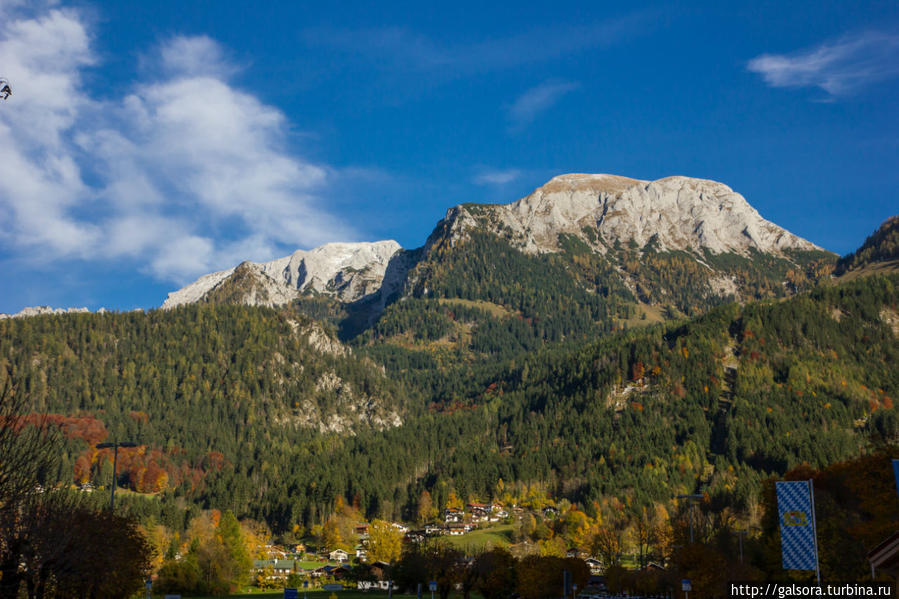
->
{"left": 162, "top": 240, "right": 403, "bottom": 309}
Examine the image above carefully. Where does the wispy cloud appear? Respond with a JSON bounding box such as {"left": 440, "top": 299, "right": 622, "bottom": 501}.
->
{"left": 0, "top": 5, "right": 357, "bottom": 284}
{"left": 747, "top": 31, "right": 899, "bottom": 96}
{"left": 302, "top": 13, "right": 653, "bottom": 78}
{"left": 507, "top": 80, "right": 579, "bottom": 131}
{"left": 473, "top": 168, "right": 522, "bottom": 186}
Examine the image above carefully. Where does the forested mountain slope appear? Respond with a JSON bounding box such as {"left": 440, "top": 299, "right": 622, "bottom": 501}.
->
{"left": 835, "top": 214, "right": 899, "bottom": 278}
{"left": 360, "top": 273, "right": 899, "bottom": 514}
{"left": 2, "top": 271, "right": 896, "bottom": 531}
{"left": 0, "top": 306, "right": 405, "bottom": 501}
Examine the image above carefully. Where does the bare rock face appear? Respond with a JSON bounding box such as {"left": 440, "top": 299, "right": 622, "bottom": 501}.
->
{"left": 284, "top": 241, "right": 403, "bottom": 300}
{"left": 449, "top": 174, "right": 820, "bottom": 256}
{"left": 162, "top": 240, "right": 403, "bottom": 309}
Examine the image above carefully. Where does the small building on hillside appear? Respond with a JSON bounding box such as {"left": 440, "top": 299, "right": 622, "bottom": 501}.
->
{"left": 253, "top": 559, "right": 297, "bottom": 582}
{"left": 406, "top": 530, "right": 425, "bottom": 543}
{"left": 444, "top": 507, "right": 464, "bottom": 523}
{"left": 585, "top": 558, "right": 603, "bottom": 575}
{"left": 446, "top": 523, "right": 471, "bottom": 536}
{"left": 392, "top": 522, "right": 409, "bottom": 533}
{"left": 329, "top": 549, "right": 349, "bottom": 562}
{"left": 320, "top": 565, "right": 350, "bottom": 579}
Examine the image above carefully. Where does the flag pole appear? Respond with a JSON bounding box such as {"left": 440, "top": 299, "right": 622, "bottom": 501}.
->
{"left": 809, "top": 479, "right": 821, "bottom": 585}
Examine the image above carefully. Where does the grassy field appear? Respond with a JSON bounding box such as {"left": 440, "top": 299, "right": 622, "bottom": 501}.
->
{"left": 436, "top": 297, "right": 518, "bottom": 319}
{"left": 442, "top": 523, "right": 514, "bottom": 552}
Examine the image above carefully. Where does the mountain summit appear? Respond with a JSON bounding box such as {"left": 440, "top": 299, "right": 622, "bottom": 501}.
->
{"left": 163, "top": 173, "right": 833, "bottom": 325}
{"left": 440, "top": 173, "right": 820, "bottom": 256}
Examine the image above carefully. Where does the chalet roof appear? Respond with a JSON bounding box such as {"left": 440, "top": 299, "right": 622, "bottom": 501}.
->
{"left": 322, "top": 565, "right": 350, "bottom": 574}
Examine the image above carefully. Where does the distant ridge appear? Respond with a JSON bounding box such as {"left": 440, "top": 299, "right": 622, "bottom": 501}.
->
{"left": 162, "top": 172, "right": 829, "bottom": 315}
{"left": 835, "top": 215, "right": 899, "bottom": 278}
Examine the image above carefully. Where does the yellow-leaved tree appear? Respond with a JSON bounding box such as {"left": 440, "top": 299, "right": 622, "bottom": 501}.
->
{"left": 367, "top": 519, "right": 403, "bottom": 563}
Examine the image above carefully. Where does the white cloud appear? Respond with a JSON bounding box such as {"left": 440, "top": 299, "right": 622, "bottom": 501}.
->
{"left": 473, "top": 169, "right": 521, "bottom": 186}
{"left": 159, "top": 35, "right": 236, "bottom": 78}
{"left": 0, "top": 6, "right": 356, "bottom": 284}
{"left": 507, "top": 80, "right": 579, "bottom": 131}
{"left": 747, "top": 31, "right": 899, "bottom": 96}
{"left": 0, "top": 7, "right": 98, "bottom": 258}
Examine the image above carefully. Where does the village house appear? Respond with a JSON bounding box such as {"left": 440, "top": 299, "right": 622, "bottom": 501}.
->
{"left": 264, "top": 544, "right": 288, "bottom": 559}
{"left": 405, "top": 530, "right": 425, "bottom": 543}
{"left": 445, "top": 523, "right": 472, "bottom": 536}
{"left": 253, "top": 559, "right": 297, "bottom": 582}
{"left": 585, "top": 558, "right": 603, "bottom": 575}
{"left": 321, "top": 565, "right": 350, "bottom": 579}
{"left": 468, "top": 503, "right": 491, "bottom": 522}
{"left": 444, "top": 507, "right": 464, "bottom": 523}
{"left": 329, "top": 548, "right": 349, "bottom": 562}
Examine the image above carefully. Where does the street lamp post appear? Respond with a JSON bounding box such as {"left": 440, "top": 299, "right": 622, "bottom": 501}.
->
{"left": 676, "top": 494, "right": 704, "bottom": 544}
{"left": 96, "top": 441, "right": 137, "bottom": 511}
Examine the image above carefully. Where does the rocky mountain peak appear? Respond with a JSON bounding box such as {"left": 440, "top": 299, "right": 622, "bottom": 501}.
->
{"left": 449, "top": 173, "right": 821, "bottom": 257}
{"left": 162, "top": 240, "right": 404, "bottom": 309}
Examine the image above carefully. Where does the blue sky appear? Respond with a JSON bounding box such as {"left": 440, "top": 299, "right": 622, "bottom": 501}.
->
{"left": 1, "top": 1, "right": 897, "bottom": 313}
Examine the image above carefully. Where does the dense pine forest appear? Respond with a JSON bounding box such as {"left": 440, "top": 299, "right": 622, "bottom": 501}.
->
{"left": 2, "top": 271, "right": 896, "bottom": 535}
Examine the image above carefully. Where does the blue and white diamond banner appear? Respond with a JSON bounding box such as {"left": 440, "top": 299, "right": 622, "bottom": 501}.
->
{"left": 776, "top": 481, "right": 817, "bottom": 571}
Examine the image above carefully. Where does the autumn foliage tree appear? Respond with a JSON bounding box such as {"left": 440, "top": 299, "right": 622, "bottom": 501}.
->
{"left": 154, "top": 509, "right": 252, "bottom": 596}
{"left": 368, "top": 519, "right": 404, "bottom": 563}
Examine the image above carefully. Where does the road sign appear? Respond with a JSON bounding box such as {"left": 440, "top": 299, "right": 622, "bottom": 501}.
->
{"left": 429, "top": 582, "right": 437, "bottom": 592}
{"left": 682, "top": 580, "right": 692, "bottom": 592}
